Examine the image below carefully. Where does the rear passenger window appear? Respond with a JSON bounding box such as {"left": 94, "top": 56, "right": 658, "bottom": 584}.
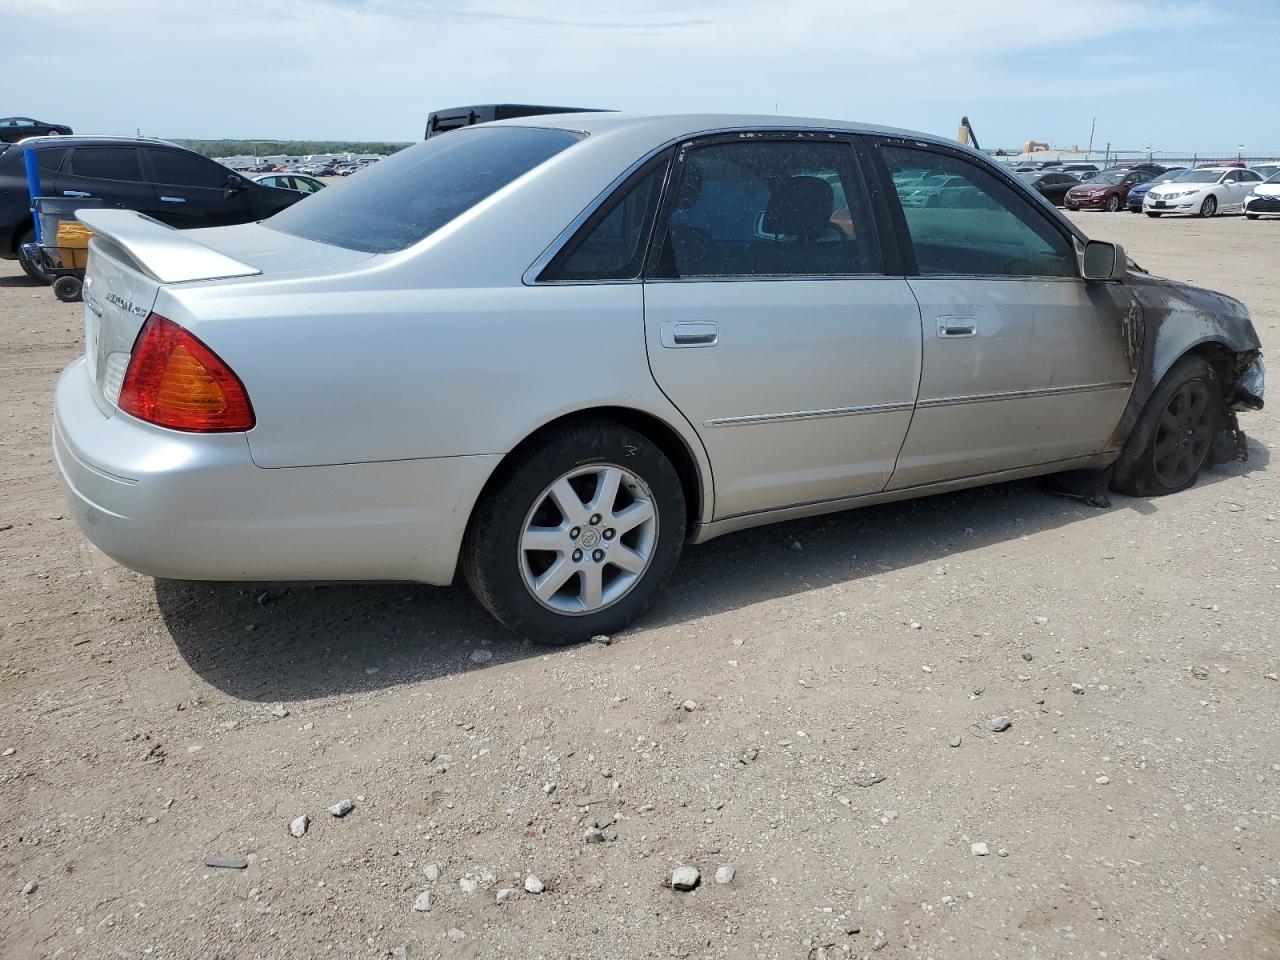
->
{"left": 881, "top": 145, "right": 1076, "bottom": 278}
{"left": 651, "top": 139, "right": 879, "bottom": 279}
{"left": 147, "top": 150, "right": 228, "bottom": 188}
{"left": 540, "top": 159, "right": 667, "bottom": 281}
{"left": 37, "top": 147, "right": 67, "bottom": 174}
{"left": 70, "top": 147, "right": 143, "bottom": 182}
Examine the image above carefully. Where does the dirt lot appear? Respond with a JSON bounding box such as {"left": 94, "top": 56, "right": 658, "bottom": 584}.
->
{"left": 2, "top": 212, "right": 1278, "bottom": 960}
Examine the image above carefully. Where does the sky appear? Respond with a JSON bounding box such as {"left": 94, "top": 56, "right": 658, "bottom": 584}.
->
{"left": 3, "top": 0, "right": 1278, "bottom": 152}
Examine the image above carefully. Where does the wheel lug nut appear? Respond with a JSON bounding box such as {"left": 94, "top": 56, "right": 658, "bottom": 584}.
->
{"left": 603, "top": 528, "right": 615, "bottom": 540}
{"left": 569, "top": 526, "right": 580, "bottom": 539}
{"left": 572, "top": 548, "right": 583, "bottom": 562}
{"left": 592, "top": 549, "right": 604, "bottom": 562}
{"left": 589, "top": 514, "right": 602, "bottom": 526}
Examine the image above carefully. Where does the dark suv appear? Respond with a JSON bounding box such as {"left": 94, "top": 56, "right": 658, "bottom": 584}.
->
{"left": 0, "top": 136, "right": 303, "bottom": 282}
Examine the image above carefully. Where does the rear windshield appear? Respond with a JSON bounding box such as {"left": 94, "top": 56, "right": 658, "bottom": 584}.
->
{"left": 266, "top": 126, "right": 582, "bottom": 253}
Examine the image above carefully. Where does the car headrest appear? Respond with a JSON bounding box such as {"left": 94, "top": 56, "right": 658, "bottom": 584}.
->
{"left": 674, "top": 163, "right": 702, "bottom": 211}
{"left": 763, "top": 176, "right": 834, "bottom": 237}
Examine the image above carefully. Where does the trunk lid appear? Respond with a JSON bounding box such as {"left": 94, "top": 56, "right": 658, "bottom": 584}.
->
{"left": 76, "top": 210, "right": 371, "bottom": 415}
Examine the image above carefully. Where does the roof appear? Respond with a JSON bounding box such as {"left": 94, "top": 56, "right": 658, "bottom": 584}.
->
{"left": 8, "top": 134, "right": 179, "bottom": 149}
{"left": 482, "top": 111, "right": 932, "bottom": 144}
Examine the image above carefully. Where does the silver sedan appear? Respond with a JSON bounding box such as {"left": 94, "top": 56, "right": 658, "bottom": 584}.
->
{"left": 53, "top": 113, "right": 1264, "bottom": 643}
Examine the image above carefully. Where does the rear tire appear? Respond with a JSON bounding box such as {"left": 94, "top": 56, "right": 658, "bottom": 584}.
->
{"left": 1105, "top": 194, "right": 1121, "bottom": 212}
{"left": 462, "top": 419, "right": 686, "bottom": 645}
{"left": 16, "top": 227, "right": 50, "bottom": 284}
{"left": 1113, "top": 356, "right": 1223, "bottom": 498}
{"left": 1198, "top": 195, "right": 1217, "bottom": 218}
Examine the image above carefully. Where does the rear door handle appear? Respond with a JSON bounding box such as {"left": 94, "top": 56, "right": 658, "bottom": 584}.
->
{"left": 936, "top": 316, "right": 977, "bottom": 338}
{"left": 159, "top": 196, "right": 186, "bottom": 203}
{"left": 62, "top": 190, "right": 91, "bottom": 198}
{"left": 661, "top": 321, "right": 718, "bottom": 348}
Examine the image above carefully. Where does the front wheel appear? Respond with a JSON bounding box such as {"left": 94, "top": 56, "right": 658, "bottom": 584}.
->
{"left": 462, "top": 420, "right": 686, "bottom": 644}
{"left": 1245, "top": 212, "right": 1259, "bottom": 220}
{"left": 1105, "top": 194, "right": 1121, "bottom": 212}
{"left": 1146, "top": 212, "right": 1162, "bottom": 218}
{"left": 16, "top": 227, "right": 50, "bottom": 284}
{"left": 1199, "top": 195, "right": 1218, "bottom": 218}
{"left": 1113, "top": 356, "right": 1223, "bottom": 497}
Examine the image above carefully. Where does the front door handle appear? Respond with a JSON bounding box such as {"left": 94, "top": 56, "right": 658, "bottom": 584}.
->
{"left": 159, "top": 196, "right": 186, "bottom": 203}
{"left": 661, "top": 321, "right": 718, "bottom": 348}
{"left": 936, "top": 316, "right": 977, "bottom": 338}
{"left": 62, "top": 190, "right": 91, "bottom": 198}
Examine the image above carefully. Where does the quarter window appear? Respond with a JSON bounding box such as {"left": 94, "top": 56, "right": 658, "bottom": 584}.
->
{"left": 881, "top": 145, "right": 1076, "bottom": 278}
{"left": 651, "top": 139, "right": 879, "bottom": 279}
{"left": 69, "top": 147, "right": 143, "bottom": 182}
{"left": 540, "top": 159, "right": 668, "bottom": 281}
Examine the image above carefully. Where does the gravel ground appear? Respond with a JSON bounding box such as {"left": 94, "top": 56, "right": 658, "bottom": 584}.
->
{"left": 1, "top": 211, "right": 1278, "bottom": 960}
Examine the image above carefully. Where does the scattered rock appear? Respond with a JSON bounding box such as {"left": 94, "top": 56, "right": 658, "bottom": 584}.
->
{"left": 851, "top": 773, "right": 885, "bottom": 788}
{"left": 671, "top": 866, "right": 701, "bottom": 891}
{"left": 714, "top": 865, "right": 736, "bottom": 885}
{"left": 971, "top": 842, "right": 990, "bottom": 857}
{"left": 1033, "top": 616, "right": 1049, "bottom": 625}
{"left": 524, "top": 874, "right": 544, "bottom": 894}
{"left": 446, "top": 929, "right": 465, "bottom": 943}
{"left": 1095, "top": 775, "right": 1111, "bottom": 785}
{"left": 872, "top": 930, "right": 888, "bottom": 951}
{"left": 22, "top": 880, "right": 37, "bottom": 895}
{"left": 909, "top": 621, "right": 922, "bottom": 630}
{"left": 583, "top": 827, "right": 608, "bottom": 843}
{"left": 542, "top": 782, "right": 557, "bottom": 795}
{"left": 289, "top": 815, "right": 309, "bottom": 838}
{"left": 590, "top": 634, "right": 612, "bottom": 645}
{"left": 328, "top": 799, "right": 354, "bottom": 818}
{"left": 1071, "top": 683, "right": 1085, "bottom": 695}
{"left": 997, "top": 848, "right": 1009, "bottom": 857}
{"left": 424, "top": 864, "right": 441, "bottom": 882}
{"left": 496, "top": 887, "right": 517, "bottom": 904}
{"left": 789, "top": 540, "right": 803, "bottom": 551}
{"left": 204, "top": 857, "right": 248, "bottom": 870}
{"left": 740, "top": 747, "right": 759, "bottom": 763}
{"left": 413, "top": 888, "right": 433, "bottom": 911}
{"left": 459, "top": 877, "right": 480, "bottom": 895}
{"left": 681, "top": 699, "right": 698, "bottom": 712}
{"left": 270, "top": 703, "right": 289, "bottom": 719}
{"left": 880, "top": 810, "right": 898, "bottom": 825}
{"left": 949, "top": 736, "right": 962, "bottom": 748}
{"left": 2, "top": 747, "right": 15, "bottom": 757}
{"left": 1021, "top": 652, "right": 1034, "bottom": 662}
{"left": 1190, "top": 665, "right": 1210, "bottom": 680}
{"left": 987, "top": 716, "right": 1012, "bottom": 732}
{"left": 469, "top": 649, "right": 493, "bottom": 665}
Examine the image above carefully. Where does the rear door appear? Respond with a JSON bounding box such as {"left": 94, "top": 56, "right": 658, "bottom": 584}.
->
{"left": 141, "top": 147, "right": 254, "bottom": 227}
{"left": 1229, "top": 170, "right": 1262, "bottom": 209}
{"left": 640, "top": 134, "right": 923, "bottom": 519}
{"left": 58, "top": 145, "right": 155, "bottom": 213}
{"left": 866, "top": 138, "right": 1136, "bottom": 489}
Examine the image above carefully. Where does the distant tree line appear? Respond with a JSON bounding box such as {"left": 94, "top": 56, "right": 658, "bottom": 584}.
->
{"left": 171, "top": 139, "right": 411, "bottom": 158}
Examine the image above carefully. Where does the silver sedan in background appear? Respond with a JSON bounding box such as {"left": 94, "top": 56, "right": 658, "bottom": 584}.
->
{"left": 54, "top": 114, "right": 1264, "bottom": 642}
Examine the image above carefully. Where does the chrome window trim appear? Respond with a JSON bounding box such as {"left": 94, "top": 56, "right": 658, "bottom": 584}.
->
{"left": 704, "top": 400, "right": 915, "bottom": 428}
{"left": 917, "top": 380, "right": 1133, "bottom": 409}
{"left": 523, "top": 123, "right": 940, "bottom": 287}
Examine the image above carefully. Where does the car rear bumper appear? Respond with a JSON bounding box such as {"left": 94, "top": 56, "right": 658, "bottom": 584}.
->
{"left": 53, "top": 357, "right": 499, "bottom": 585}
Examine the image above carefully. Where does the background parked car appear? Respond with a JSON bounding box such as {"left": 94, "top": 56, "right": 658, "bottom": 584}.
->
{"left": 1249, "top": 163, "right": 1280, "bottom": 180}
{"left": 1144, "top": 166, "right": 1264, "bottom": 217}
{"left": 0, "top": 135, "right": 303, "bottom": 282}
{"left": 253, "top": 173, "right": 328, "bottom": 194}
{"left": 1126, "top": 167, "right": 1188, "bottom": 211}
{"left": 1018, "top": 170, "right": 1077, "bottom": 206}
{"left": 1065, "top": 169, "right": 1155, "bottom": 212}
{"left": 0, "top": 116, "right": 73, "bottom": 142}
{"left": 1060, "top": 162, "right": 1100, "bottom": 177}
{"left": 1244, "top": 171, "right": 1280, "bottom": 219}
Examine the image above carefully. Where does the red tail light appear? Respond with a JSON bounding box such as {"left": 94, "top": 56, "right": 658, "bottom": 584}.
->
{"left": 118, "top": 314, "right": 255, "bottom": 432}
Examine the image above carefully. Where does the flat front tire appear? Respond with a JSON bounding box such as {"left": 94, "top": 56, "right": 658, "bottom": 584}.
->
{"left": 462, "top": 420, "right": 686, "bottom": 644}
{"left": 1113, "top": 356, "right": 1223, "bottom": 497}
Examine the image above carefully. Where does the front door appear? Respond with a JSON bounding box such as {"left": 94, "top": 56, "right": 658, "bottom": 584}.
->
{"left": 641, "top": 136, "right": 923, "bottom": 519}
{"left": 868, "top": 140, "right": 1137, "bottom": 489}
{"left": 140, "top": 148, "right": 255, "bottom": 228}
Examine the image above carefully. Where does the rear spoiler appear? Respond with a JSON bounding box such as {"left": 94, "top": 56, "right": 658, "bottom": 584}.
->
{"left": 76, "top": 209, "right": 260, "bottom": 284}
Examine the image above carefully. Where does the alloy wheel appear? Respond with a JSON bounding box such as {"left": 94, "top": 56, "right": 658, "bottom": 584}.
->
{"left": 1106, "top": 195, "right": 1120, "bottom": 212}
{"left": 1200, "top": 195, "right": 1217, "bottom": 217}
{"left": 1152, "top": 381, "right": 1214, "bottom": 488}
{"left": 519, "top": 463, "right": 658, "bottom": 615}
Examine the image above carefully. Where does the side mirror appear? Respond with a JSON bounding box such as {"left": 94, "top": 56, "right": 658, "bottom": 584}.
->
{"left": 224, "top": 174, "right": 244, "bottom": 197}
{"left": 1082, "top": 240, "right": 1127, "bottom": 281}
